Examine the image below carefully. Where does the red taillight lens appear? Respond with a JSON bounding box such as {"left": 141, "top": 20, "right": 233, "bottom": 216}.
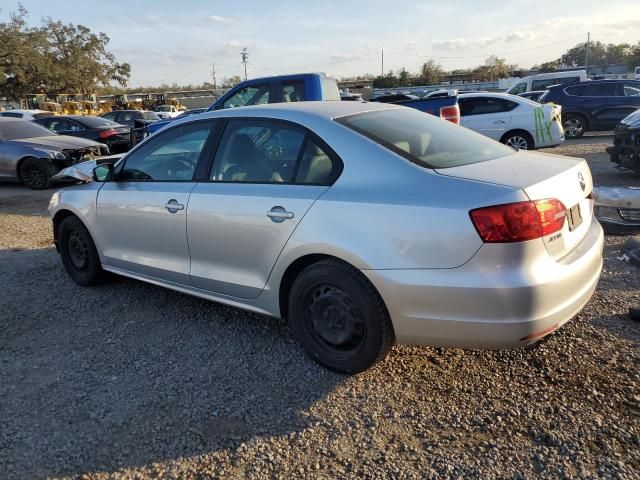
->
{"left": 470, "top": 199, "right": 566, "bottom": 243}
{"left": 440, "top": 105, "right": 460, "bottom": 124}
{"left": 99, "top": 128, "right": 118, "bottom": 139}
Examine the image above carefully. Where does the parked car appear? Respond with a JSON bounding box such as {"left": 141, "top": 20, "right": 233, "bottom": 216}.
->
{"left": 368, "top": 91, "right": 460, "bottom": 124}
{"left": 594, "top": 186, "right": 640, "bottom": 234}
{"left": 155, "top": 105, "right": 182, "bottom": 119}
{"left": 606, "top": 108, "right": 640, "bottom": 173}
{"left": 0, "top": 109, "right": 54, "bottom": 121}
{"left": 49, "top": 101, "right": 603, "bottom": 373}
{"left": 458, "top": 93, "right": 563, "bottom": 149}
{"left": 518, "top": 90, "right": 547, "bottom": 102}
{"left": 33, "top": 115, "right": 133, "bottom": 153}
{"left": 506, "top": 70, "right": 587, "bottom": 95}
{"left": 539, "top": 80, "right": 640, "bottom": 138}
{"left": 146, "top": 108, "right": 206, "bottom": 135}
{"left": 101, "top": 110, "right": 160, "bottom": 142}
{"left": 0, "top": 118, "right": 108, "bottom": 189}
{"left": 340, "top": 92, "right": 365, "bottom": 102}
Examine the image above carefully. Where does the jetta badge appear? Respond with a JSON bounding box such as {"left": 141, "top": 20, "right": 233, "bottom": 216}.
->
{"left": 578, "top": 171, "right": 586, "bottom": 191}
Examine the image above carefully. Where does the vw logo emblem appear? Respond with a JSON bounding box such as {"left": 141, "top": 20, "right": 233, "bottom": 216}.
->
{"left": 578, "top": 171, "right": 586, "bottom": 191}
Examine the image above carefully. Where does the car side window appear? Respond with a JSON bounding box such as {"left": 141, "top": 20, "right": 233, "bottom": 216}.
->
{"left": 48, "top": 119, "right": 79, "bottom": 132}
{"left": 223, "top": 84, "right": 270, "bottom": 109}
{"left": 0, "top": 112, "right": 21, "bottom": 118}
{"left": 120, "top": 112, "right": 135, "bottom": 125}
{"left": 120, "top": 123, "right": 213, "bottom": 182}
{"left": 102, "top": 112, "right": 117, "bottom": 121}
{"left": 211, "top": 120, "right": 305, "bottom": 183}
{"left": 509, "top": 82, "right": 527, "bottom": 95}
{"left": 280, "top": 81, "right": 306, "bottom": 102}
{"left": 460, "top": 98, "right": 514, "bottom": 116}
{"left": 623, "top": 84, "right": 640, "bottom": 97}
{"left": 581, "top": 83, "right": 617, "bottom": 97}
{"left": 295, "top": 138, "right": 338, "bottom": 185}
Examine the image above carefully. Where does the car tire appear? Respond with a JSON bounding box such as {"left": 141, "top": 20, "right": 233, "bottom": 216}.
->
{"left": 58, "top": 216, "right": 105, "bottom": 287}
{"left": 19, "top": 157, "right": 51, "bottom": 190}
{"left": 289, "top": 258, "right": 395, "bottom": 374}
{"left": 563, "top": 114, "right": 587, "bottom": 139}
{"left": 501, "top": 131, "right": 534, "bottom": 150}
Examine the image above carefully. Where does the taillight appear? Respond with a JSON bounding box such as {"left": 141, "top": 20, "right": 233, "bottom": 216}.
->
{"left": 440, "top": 105, "right": 460, "bottom": 125}
{"left": 470, "top": 199, "right": 566, "bottom": 243}
{"left": 99, "top": 128, "right": 118, "bottom": 139}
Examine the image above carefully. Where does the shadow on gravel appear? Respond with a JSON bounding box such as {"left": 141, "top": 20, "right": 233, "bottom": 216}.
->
{"left": 0, "top": 248, "right": 345, "bottom": 479}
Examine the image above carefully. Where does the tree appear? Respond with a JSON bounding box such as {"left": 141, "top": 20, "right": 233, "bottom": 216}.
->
{"left": 0, "top": 5, "right": 130, "bottom": 100}
{"left": 373, "top": 70, "right": 399, "bottom": 89}
{"left": 419, "top": 59, "right": 442, "bottom": 85}
{"left": 398, "top": 68, "right": 410, "bottom": 87}
{"left": 222, "top": 75, "right": 242, "bottom": 88}
{"left": 539, "top": 60, "right": 560, "bottom": 72}
{"left": 477, "top": 55, "right": 513, "bottom": 81}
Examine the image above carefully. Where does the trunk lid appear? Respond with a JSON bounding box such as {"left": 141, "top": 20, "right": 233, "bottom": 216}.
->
{"left": 436, "top": 150, "right": 594, "bottom": 260}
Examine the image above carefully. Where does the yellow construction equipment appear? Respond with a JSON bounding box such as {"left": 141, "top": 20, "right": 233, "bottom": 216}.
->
{"left": 40, "top": 102, "right": 63, "bottom": 115}
{"left": 80, "top": 101, "right": 100, "bottom": 115}
{"left": 62, "top": 101, "right": 85, "bottom": 115}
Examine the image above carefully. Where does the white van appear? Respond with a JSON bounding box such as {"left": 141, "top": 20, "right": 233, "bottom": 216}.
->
{"left": 506, "top": 70, "right": 587, "bottom": 95}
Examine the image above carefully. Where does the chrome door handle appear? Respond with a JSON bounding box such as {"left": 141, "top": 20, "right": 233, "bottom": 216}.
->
{"left": 164, "top": 199, "right": 184, "bottom": 213}
{"left": 267, "top": 206, "right": 294, "bottom": 223}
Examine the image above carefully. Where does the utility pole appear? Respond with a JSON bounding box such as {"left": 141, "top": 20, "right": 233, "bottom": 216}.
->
{"left": 241, "top": 48, "right": 249, "bottom": 81}
{"left": 211, "top": 63, "right": 217, "bottom": 89}
{"left": 381, "top": 48, "right": 384, "bottom": 76}
{"left": 585, "top": 32, "right": 590, "bottom": 76}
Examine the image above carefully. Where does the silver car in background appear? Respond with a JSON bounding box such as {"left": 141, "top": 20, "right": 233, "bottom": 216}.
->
{"left": 49, "top": 102, "right": 604, "bottom": 373}
{"left": 0, "top": 118, "right": 109, "bottom": 189}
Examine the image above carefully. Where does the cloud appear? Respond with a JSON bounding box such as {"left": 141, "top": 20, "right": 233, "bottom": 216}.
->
{"left": 208, "top": 15, "right": 233, "bottom": 24}
{"left": 433, "top": 37, "right": 500, "bottom": 50}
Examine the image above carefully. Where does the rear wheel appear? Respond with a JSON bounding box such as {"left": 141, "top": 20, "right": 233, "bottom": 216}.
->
{"left": 58, "top": 216, "right": 105, "bottom": 286}
{"left": 502, "top": 131, "right": 534, "bottom": 150}
{"left": 563, "top": 114, "right": 586, "bottom": 139}
{"left": 19, "top": 157, "right": 51, "bottom": 190}
{"left": 289, "top": 258, "right": 395, "bottom": 374}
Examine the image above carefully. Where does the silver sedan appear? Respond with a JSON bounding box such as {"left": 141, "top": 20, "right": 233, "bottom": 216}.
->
{"left": 49, "top": 101, "right": 604, "bottom": 373}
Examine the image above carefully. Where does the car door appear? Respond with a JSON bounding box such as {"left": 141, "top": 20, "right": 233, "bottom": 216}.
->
{"left": 96, "top": 120, "right": 217, "bottom": 284}
{"left": 459, "top": 97, "right": 512, "bottom": 140}
{"left": 187, "top": 118, "right": 340, "bottom": 298}
{"left": 580, "top": 83, "right": 621, "bottom": 129}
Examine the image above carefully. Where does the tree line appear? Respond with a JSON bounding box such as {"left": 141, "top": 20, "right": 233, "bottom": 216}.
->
{"left": 0, "top": 5, "right": 130, "bottom": 100}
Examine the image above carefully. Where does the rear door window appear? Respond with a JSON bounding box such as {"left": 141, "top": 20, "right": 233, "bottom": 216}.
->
{"left": 280, "top": 81, "right": 306, "bottom": 102}
{"left": 531, "top": 76, "right": 579, "bottom": 90}
{"left": 581, "top": 83, "right": 617, "bottom": 97}
{"left": 459, "top": 98, "right": 516, "bottom": 116}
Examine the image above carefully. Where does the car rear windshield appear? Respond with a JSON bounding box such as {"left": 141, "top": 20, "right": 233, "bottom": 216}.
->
{"left": 336, "top": 108, "right": 513, "bottom": 169}
{"left": 0, "top": 120, "right": 56, "bottom": 140}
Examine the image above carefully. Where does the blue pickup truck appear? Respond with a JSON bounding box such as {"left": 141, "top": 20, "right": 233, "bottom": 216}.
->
{"left": 147, "top": 73, "right": 459, "bottom": 135}
{"left": 147, "top": 73, "right": 340, "bottom": 134}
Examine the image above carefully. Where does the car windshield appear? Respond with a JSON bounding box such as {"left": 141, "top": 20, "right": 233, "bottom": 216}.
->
{"left": 76, "top": 116, "right": 121, "bottom": 128}
{"left": 337, "top": 108, "right": 513, "bottom": 169}
{"left": 0, "top": 120, "right": 57, "bottom": 140}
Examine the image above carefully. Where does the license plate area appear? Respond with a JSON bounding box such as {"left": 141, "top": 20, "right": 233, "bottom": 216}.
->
{"left": 567, "top": 203, "right": 583, "bottom": 231}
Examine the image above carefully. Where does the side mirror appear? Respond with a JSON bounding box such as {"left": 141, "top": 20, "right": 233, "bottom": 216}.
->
{"left": 93, "top": 162, "right": 114, "bottom": 182}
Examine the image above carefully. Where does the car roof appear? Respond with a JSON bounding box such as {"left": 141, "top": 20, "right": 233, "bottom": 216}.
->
{"left": 0, "top": 109, "right": 48, "bottom": 114}
{"left": 0, "top": 117, "right": 31, "bottom": 122}
{"left": 191, "top": 100, "right": 400, "bottom": 123}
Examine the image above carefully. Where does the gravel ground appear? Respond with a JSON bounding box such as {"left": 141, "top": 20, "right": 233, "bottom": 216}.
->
{"left": 1, "top": 137, "right": 639, "bottom": 479}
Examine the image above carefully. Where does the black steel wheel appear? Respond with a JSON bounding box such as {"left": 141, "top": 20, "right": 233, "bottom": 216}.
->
{"left": 19, "top": 157, "right": 50, "bottom": 190}
{"left": 58, "top": 216, "right": 105, "bottom": 286}
{"left": 289, "top": 258, "right": 394, "bottom": 374}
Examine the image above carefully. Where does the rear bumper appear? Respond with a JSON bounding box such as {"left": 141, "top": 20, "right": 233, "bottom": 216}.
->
{"left": 364, "top": 217, "right": 604, "bottom": 349}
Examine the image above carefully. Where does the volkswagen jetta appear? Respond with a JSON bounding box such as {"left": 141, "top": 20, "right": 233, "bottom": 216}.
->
{"left": 49, "top": 102, "right": 604, "bottom": 373}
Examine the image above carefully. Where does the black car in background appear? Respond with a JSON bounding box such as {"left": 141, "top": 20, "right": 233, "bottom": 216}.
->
{"left": 33, "top": 115, "right": 133, "bottom": 153}
{"left": 540, "top": 80, "right": 640, "bottom": 138}
{"left": 100, "top": 110, "right": 161, "bottom": 143}
{"left": 607, "top": 108, "right": 640, "bottom": 173}
{"left": 518, "top": 90, "right": 546, "bottom": 102}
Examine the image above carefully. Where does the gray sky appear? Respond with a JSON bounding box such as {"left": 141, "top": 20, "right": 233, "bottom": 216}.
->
{"left": 9, "top": 0, "right": 640, "bottom": 86}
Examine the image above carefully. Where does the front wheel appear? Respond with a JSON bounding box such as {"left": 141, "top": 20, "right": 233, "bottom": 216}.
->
{"left": 19, "top": 157, "right": 51, "bottom": 190}
{"left": 58, "top": 216, "right": 105, "bottom": 286}
{"left": 563, "top": 114, "right": 586, "bottom": 139}
{"left": 289, "top": 259, "right": 395, "bottom": 374}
